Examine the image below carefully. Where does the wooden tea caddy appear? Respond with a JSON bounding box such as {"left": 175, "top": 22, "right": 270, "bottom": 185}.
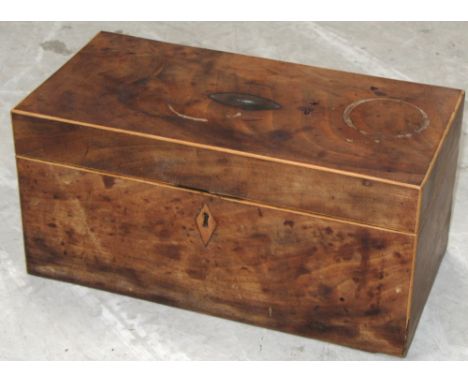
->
{"left": 12, "top": 32, "right": 465, "bottom": 356}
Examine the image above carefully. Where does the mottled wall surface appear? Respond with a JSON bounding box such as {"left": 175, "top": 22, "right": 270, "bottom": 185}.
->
{"left": 1, "top": 22, "right": 467, "bottom": 360}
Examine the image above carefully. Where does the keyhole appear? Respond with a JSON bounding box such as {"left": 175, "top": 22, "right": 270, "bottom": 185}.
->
{"left": 203, "top": 212, "right": 210, "bottom": 227}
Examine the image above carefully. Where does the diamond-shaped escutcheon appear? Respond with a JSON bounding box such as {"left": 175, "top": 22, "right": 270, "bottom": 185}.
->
{"left": 196, "top": 204, "right": 217, "bottom": 246}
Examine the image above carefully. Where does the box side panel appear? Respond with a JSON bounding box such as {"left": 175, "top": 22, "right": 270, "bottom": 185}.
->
{"left": 17, "top": 157, "right": 414, "bottom": 356}
{"left": 12, "top": 113, "right": 419, "bottom": 233}
{"left": 407, "top": 99, "right": 464, "bottom": 351}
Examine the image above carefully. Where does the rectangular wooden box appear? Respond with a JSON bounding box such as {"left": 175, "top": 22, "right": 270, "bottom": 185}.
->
{"left": 12, "top": 31, "right": 464, "bottom": 356}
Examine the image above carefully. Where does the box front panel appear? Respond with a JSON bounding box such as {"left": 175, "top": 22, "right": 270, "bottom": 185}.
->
{"left": 17, "top": 158, "right": 414, "bottom": 355}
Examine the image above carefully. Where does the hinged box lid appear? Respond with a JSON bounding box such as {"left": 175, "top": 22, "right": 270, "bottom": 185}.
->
{"left": 12, "top": 31, "right": 464, "bottom": 233}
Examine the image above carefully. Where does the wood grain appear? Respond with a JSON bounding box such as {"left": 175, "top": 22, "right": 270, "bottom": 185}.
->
{"left": 18, "top": 158, "right": 414, "bottom": 356}
{"left": 14, "top": 31, "right": 462, "bottom": 185}
{"left": 406, "top": 97, "right": 465, "bottom": 352}
{"left": 12, "top": 113, "right": 419, "bottom": 232}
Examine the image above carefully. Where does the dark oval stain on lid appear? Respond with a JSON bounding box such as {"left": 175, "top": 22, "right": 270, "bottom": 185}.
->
{"left": 208, "top": 92, "right": 281, "bottom": 111}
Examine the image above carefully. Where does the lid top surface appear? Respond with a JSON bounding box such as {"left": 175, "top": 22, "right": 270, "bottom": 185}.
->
{"left": 15, "top": 31, "right": 463, "bottom": 185}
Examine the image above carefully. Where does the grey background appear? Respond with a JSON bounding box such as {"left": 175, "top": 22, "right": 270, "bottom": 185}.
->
{"left": 0, "top": 22, "right": 467, "bottom": 360}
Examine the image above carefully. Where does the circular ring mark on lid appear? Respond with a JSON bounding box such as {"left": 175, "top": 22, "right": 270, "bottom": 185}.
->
{"left": 343, "top": 98, "right": 430, "bottom": 143}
